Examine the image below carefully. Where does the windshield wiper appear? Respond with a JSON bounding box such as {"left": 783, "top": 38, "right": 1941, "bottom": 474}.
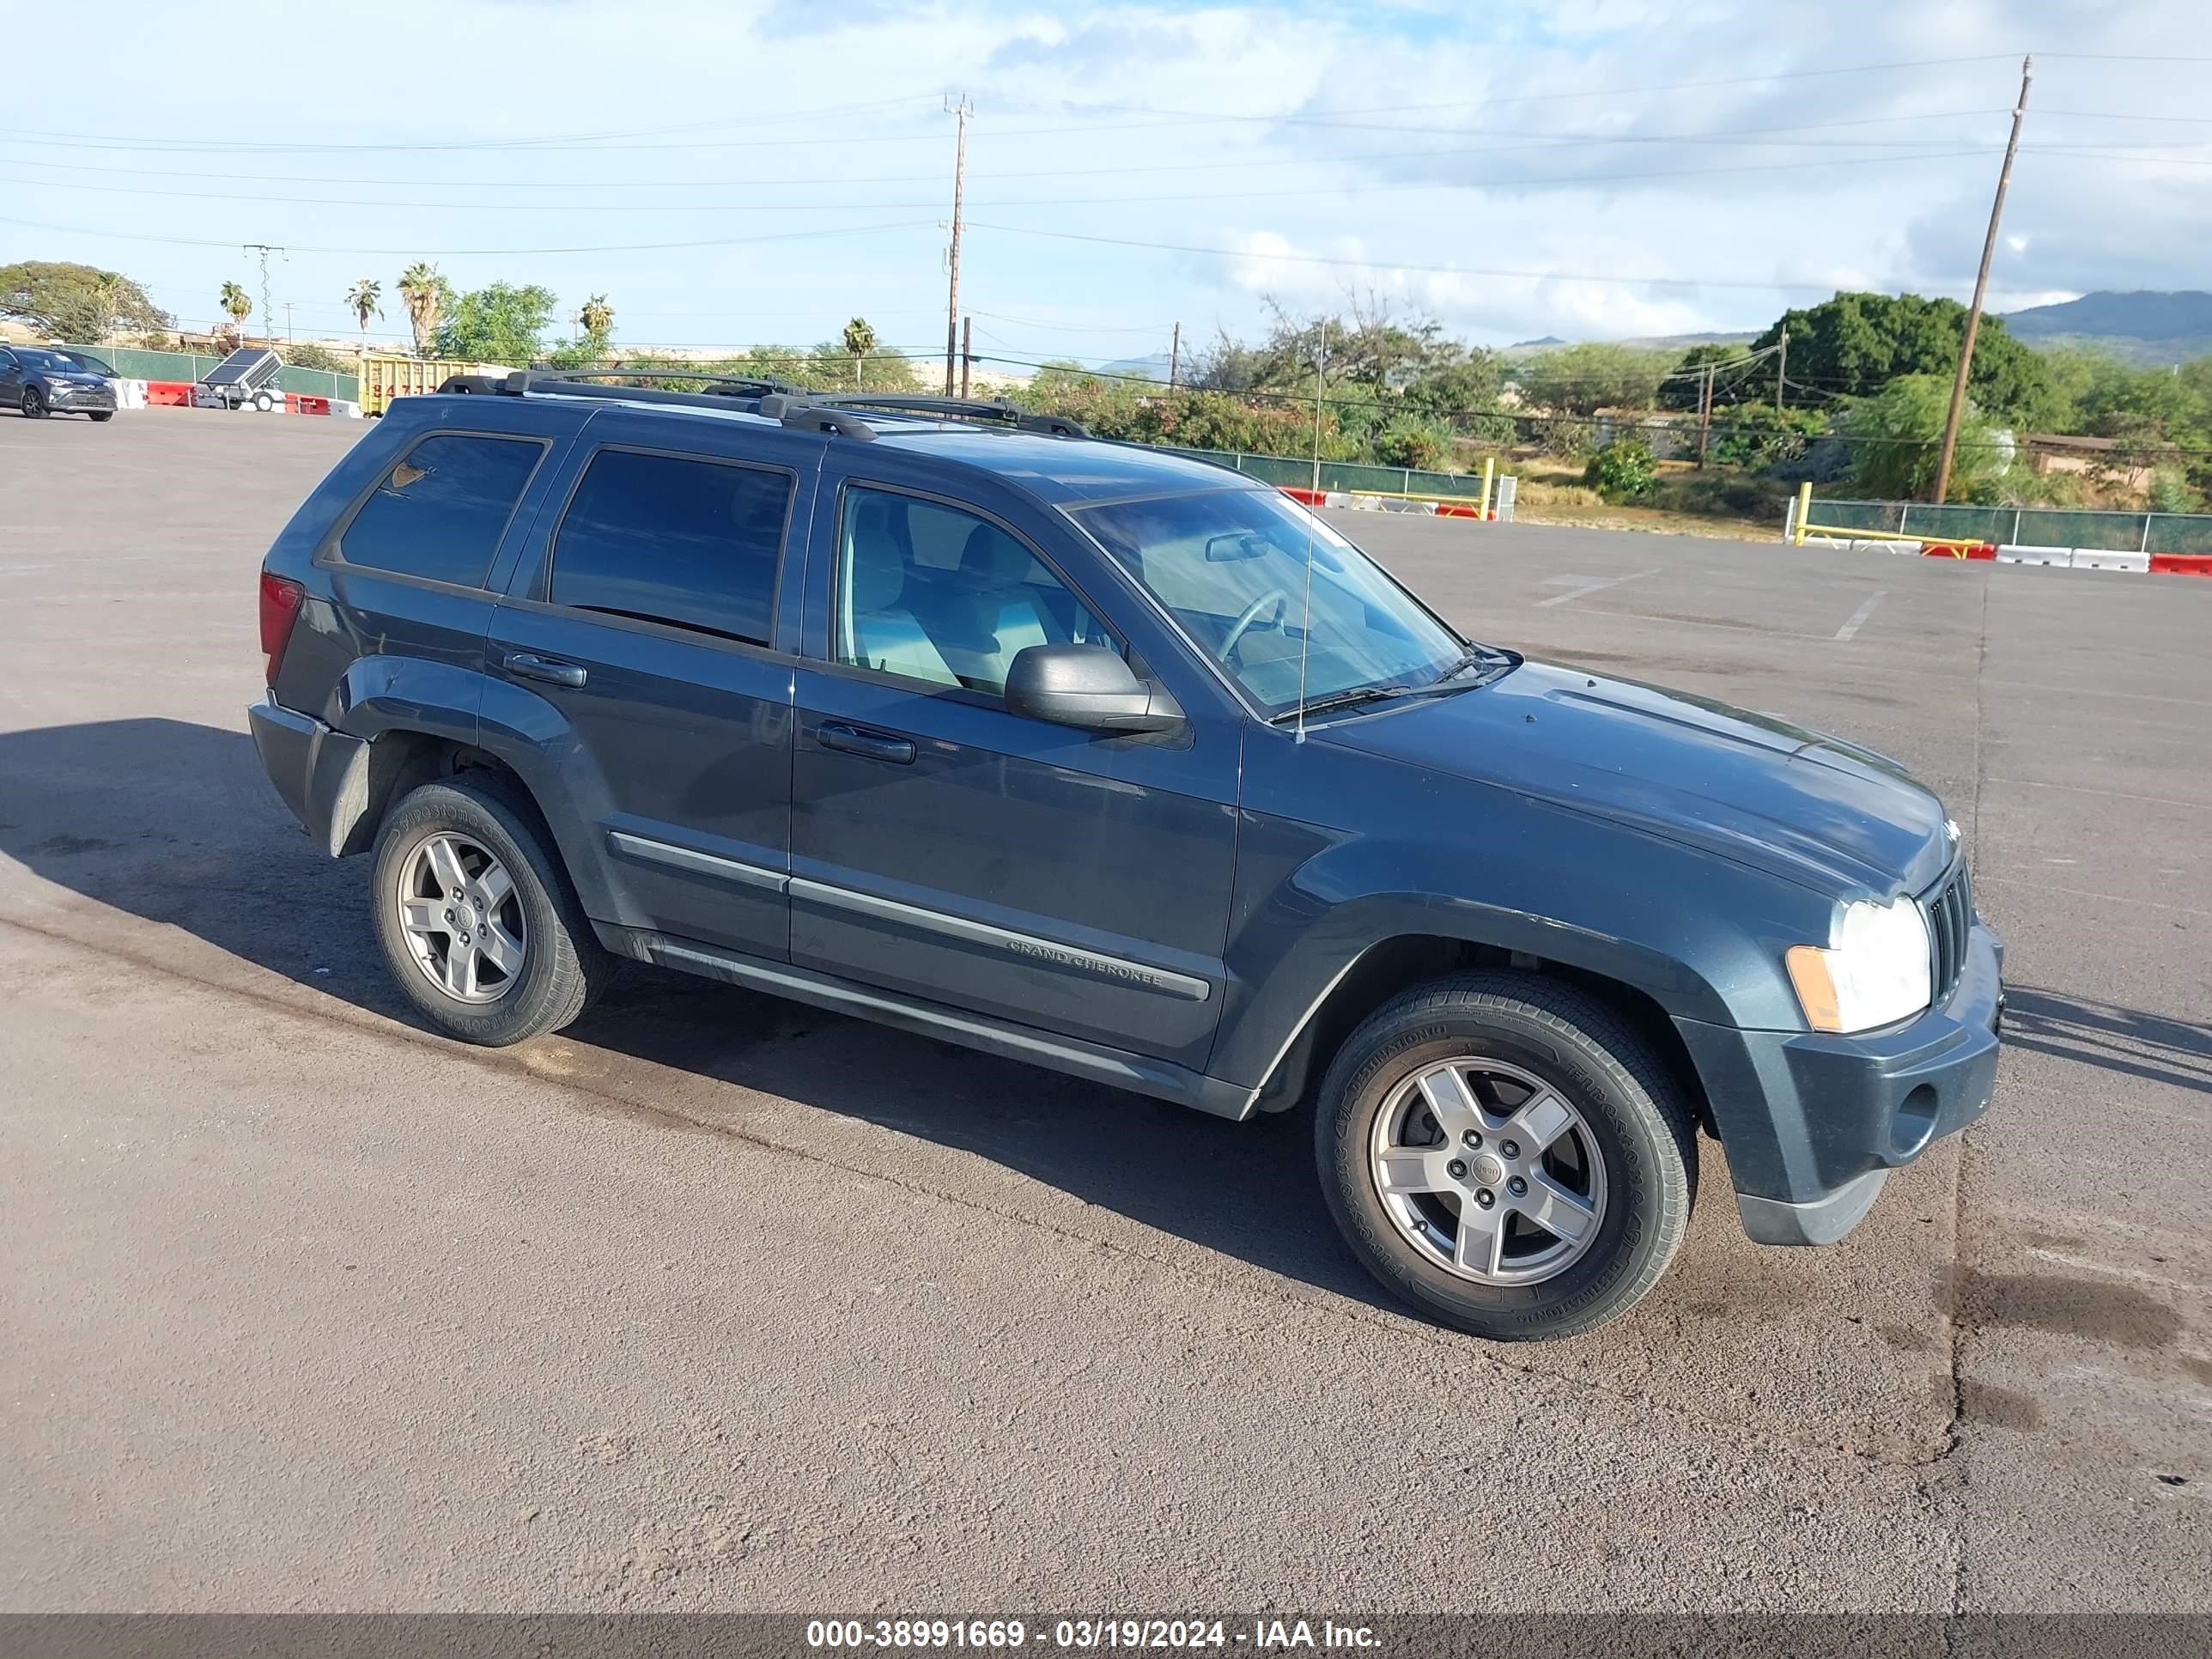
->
{"left": 1268, "top": 684, "right": 1418, "bottom": 724}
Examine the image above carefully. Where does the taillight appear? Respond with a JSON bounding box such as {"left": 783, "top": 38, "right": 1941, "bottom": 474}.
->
{"left": 258, "top": 571, "right": 305, "bottom": 689}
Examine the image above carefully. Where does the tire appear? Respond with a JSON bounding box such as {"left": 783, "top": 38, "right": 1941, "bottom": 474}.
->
{"left": 252, "top": 391, "right": 275, "bottom": 412}
{"left": 20, "top": 386, "right": 47, "bottom": 419}
{"left": 1315, "top": 973, "right": 1698, "bottom": 1341}
{"left": 88, "top": 410, "right": 114, "bottom": 422}
{"left": 369, "top": 777, "right": 611, "bottom": 1046}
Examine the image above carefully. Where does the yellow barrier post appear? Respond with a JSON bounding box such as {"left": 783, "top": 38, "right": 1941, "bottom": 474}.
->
{"left": 1480, "top": 457, "right": 1495, "bottom": 521}
{"left": 1795, "top": 481, "right": 1812, "bottom": 546}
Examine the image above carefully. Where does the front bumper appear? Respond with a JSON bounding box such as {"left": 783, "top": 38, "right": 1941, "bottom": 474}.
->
{"left": 1675, "top": 921, "right": 2003, "bottom": 1246}
{"left": 46, "top": 385, "right": 118, "bottom": 412}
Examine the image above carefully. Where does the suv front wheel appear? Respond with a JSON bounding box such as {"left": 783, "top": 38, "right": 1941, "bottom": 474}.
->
{"left": 370, "top": 778, "right": 611, "bottom": 1046}
{"left": 1316, "top": 974, "right": 1698, "bottom": 1340}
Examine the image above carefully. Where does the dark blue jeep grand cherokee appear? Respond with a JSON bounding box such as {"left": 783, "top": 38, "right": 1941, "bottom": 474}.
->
{"left": 250, "top": 373, "right": 2002, "bottom": 1340}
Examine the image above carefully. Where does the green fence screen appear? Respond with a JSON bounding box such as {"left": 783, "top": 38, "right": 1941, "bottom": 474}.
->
{"left": 1152, "top": 446, "right": 1492, "bottom": 500}
{"left": 58, "top": 344, "right": 360, "bottom": 404}
{"left": 1804, "top": 496, "right": 2212, "bottom": 556}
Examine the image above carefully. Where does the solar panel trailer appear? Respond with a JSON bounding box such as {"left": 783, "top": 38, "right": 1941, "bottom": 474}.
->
{"left": 194, "top": 348, "right": 285, "bottom": 411}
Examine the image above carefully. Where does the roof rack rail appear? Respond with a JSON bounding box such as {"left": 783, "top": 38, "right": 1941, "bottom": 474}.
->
{"left": 752, "top": 394, "right": 878, "bottom": 441}
{"left": 519, "top": 366, "right": 800, "bottom": 397}
{"left": 811, "top": 392, "right": 1089, "bottom": 439}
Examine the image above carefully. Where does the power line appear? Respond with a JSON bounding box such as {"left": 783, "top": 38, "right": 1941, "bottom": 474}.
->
{"left": 0, "top": 210, "right": 940, "bottom": 257}
{"left": 965, "top": 222, "right": 1875, "bottom": 293}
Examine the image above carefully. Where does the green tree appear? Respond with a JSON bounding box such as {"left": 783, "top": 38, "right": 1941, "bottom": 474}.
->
{"left": 1844, "top": 374, "right": 2010, "bottom": 502}
{"left": 0, "top": 261, "right": 168, "bottom": 341}
{"left": 1517, "top": 343, "right": 1671, "bottom": 416}
{"left": 218, "top": 280, "right": 252, "bottom": 334}
{"left": 840, "top": 316, "right": 878, "bottom": 388}
{"left": 433, "top": 282, "right": 559, "bottom": 364}
{"left": 397, "top": 262, "right": 453, "bottom": 356}
{"left": 576, "top": 294, "right": 614, "bottom": 349}
{"left": 1751, "top": 292, "right": 2048, "bottom": 425}
{"left": 1657, "top": 343, "right": 1761, "bottom": 412}
{"left": 345, "top": 277, "right": 381, "bottom": 343}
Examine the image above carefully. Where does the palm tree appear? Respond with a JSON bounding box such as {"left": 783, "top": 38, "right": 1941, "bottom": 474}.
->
{"left": 842, "top": 316, "right": 878, "bottom": 388}
{"left": 346, "top": 277, "right": 382, "bottom": 344}
{"left": 397, "top": 262, "right": 445, "bottom": 356}
{"left": 576, "top": 294, "right": 614, "bottom": 347}
{"left": 218, "top": 280, "right": 252, "bottom": 339}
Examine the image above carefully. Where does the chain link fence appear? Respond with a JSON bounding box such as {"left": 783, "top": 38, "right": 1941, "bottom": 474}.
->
{"left": 1806, "top": 497, "right": 2212, "bottom": 555}
{"left": 58, "top": 345, "right": 360, "bottom": 404}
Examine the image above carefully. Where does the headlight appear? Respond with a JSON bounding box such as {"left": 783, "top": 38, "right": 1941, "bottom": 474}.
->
{"left": 1785, "top": 896, "right": 1931, "bottom": 1034}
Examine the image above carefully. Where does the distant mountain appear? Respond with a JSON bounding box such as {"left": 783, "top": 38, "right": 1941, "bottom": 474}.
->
{"left": 2000, "top": 290, "right": 2212, "bottom": 365}
{"left": 1097, "top": 352, "right": 1173, "bottom": 382}
{"left": 1503, "top": 331, "right": 1753, "bottom": 356}
{"left": 2002, "top": 289, "right": 2212, "bottom": 340}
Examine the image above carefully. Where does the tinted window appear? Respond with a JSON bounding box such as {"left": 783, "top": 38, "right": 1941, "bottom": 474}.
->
{"left": 550, "top": 449, "right": 792, "bottom": 645}
{"left": 339, "top": 434, "right": 544, "bottom": 587}
{"left": 836, "top": 486, "right": 1116, "bottom": 695}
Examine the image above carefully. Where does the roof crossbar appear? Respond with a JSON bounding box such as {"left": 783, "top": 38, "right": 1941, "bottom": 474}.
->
{"left": 810, "top": 392, "right": 1089, "bottom": 438}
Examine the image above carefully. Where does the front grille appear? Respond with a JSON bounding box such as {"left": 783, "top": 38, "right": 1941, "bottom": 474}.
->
{"left": 1922, "top": 860, "right": 1973, "bottom": 1005}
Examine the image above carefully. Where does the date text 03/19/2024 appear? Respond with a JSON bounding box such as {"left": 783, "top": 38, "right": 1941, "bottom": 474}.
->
{"left": 803, "top": 1620, "right": 1382, "bottom": 1650}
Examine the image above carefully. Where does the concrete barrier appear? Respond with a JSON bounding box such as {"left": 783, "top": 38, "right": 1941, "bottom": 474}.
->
{"left": 2070, "top": 548, "right": 2151, "bottom": 574}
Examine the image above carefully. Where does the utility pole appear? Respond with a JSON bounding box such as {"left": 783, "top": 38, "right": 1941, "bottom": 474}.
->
{"left": 283, "top": 302, "right": 295, "bottom": 347}
{"left": 1168, "top": 321, "right": 1182, "bottom": 390}
{"left": 242, "top": 243, "right": 284, "bottom": 349}
{"left": 942, "top": 94, "right": 971, "bottom": 397}
{"left": 960, "top": 315, "right": 973, "bottom": 398}
{"left": 1934, "top": 54, "right": 2032, "bottom": 505}
{"left": 1696, "top": 362, "right": 1715, "bottom": 467}
{"left": 1776, "top": 326, "right": 1788, "bottom": 414}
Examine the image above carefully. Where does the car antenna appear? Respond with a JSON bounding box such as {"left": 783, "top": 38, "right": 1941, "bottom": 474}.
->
{"left": 1296, "top": 319, "right": 1327, "bottom": 745}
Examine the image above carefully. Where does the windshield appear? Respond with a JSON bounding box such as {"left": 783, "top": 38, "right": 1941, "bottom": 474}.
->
{"left": 16, "top": 350, "right": 88, "bottom": 374}
{"left": 1067, "top": 488, "right": 1464, "bottom": 714}
{"left": 58, "top": 352, "right": 115, "bottom": 376}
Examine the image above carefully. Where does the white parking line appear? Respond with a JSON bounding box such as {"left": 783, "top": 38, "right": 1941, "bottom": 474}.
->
{"left": 1975, "top": 872, "right": 2212, "bottom": 919}
{"left": 1534, "top": 568, "right": 1661, "bottom": 609}
{"left": 1833, "top": 591, "right": 1887, "bottom": 641}
{"left": 1987, "top": 776, "right": 2212, "bottom": 813}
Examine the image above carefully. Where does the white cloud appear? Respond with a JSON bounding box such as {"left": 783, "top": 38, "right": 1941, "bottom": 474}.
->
{"left": 13, "top": 0, "right": 2207, "bottom": 356}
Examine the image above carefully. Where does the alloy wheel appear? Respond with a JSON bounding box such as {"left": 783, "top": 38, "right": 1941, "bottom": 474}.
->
{"left": 393, "top": 832, "right": 527, "bottom": 1004}
{"left": 1369, "top": 1056, "right": 1608, "bottom": 1285}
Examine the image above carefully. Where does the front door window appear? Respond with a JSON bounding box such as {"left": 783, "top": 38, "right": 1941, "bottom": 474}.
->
{"left": 835, "top": 487, "right": 1116, "bottom": 695}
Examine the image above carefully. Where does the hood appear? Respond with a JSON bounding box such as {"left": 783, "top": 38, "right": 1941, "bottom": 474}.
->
{"left": 1318, "top": 659, "right": 1954, "bottom": 896}
{"left": 38, "top": 370, "right": 109, "bottom": 387}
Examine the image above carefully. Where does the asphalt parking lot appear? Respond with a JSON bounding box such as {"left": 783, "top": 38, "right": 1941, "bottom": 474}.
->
{"left": 2, "top": 409, "right": 2207, "bottom": 1613}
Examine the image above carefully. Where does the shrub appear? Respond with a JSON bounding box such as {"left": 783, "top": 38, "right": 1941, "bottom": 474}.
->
{"left": 1373, "top": 417, "right": 1452, "bottom": 471}
{"left": 2148, "top": 470, "right": 2197, "bottom": 515}
{"left": 1583, "top": 439, "right": 1658, "bottom": 503}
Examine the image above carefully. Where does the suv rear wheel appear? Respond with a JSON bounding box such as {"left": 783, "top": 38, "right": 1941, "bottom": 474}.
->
{"left": 370, "top": 778, "right": 611, "bottom": 1046}
{"left": 1316, "top": 973, "right": 1697, "bottom": 1340}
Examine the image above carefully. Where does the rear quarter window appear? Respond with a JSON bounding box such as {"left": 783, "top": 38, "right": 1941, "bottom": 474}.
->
{"left": 338, "top": 432, "right": 546, "bottom": 587}
{"left": 548, "top": 447, "right": 793, "bottom": 646}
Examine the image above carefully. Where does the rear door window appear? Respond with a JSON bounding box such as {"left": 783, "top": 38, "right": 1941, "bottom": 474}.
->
{"left": 548, "top": 447, "right": 793, "bottom": 646}
{"left": 339, "top": 433, "right": 546, "bottom": 587}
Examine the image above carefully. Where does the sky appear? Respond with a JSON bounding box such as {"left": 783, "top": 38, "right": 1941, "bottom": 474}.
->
{"left": 5, "top": 0, "right": 2209, "bottom": 371}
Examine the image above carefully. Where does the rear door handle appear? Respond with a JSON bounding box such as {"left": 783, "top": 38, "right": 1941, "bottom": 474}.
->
{"left": 818, "top": 723, "right": 915, "bottom": 765}
{"left": 503, "top": 652, "right": 587, "bottom": 689}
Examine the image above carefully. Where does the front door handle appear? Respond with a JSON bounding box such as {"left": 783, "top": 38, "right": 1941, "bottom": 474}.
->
{"left": 504, "top": 652, "right": 587, "bottom": 689}
{"left": 818, "top": 723, "right": 915, "bottom": 765}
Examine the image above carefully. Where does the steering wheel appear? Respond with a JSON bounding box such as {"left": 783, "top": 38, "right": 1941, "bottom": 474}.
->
{"left": 1218, "top": 587, "right": 1291, "bottom": 663}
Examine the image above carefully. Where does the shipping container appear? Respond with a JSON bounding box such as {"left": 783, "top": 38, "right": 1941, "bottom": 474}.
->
{"left": 357, "top": 356, "right": 514, "bottom": 416}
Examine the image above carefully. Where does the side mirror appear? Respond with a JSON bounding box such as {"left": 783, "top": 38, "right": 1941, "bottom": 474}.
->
{"left": 1004, "top": 643, "right": 1184, "bottom": 734}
